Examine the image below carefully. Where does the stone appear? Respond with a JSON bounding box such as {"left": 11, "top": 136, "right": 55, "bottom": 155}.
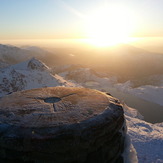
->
{"left": 0, "top": 87, "right": 125, "bottom": 163}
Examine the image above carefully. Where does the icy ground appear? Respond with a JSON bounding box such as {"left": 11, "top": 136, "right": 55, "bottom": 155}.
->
{"left": 124, "top": 104, "right": 163, "bottom": 163}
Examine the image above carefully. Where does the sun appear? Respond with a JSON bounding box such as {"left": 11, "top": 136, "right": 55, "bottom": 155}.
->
{"left": 84, "top": 5, "right": 137, "bottom": 47}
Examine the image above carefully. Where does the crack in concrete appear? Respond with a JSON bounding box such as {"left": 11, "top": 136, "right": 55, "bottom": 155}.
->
{"left": 53, "top": 103, "right": 57, "bottom": 112}
{"left": 60, "top": 93, "right": 76, "bottom": 99}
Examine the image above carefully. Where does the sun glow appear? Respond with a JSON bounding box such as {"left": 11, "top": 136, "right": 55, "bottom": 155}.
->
{"left": 85, "top": 5, "right": 137, "bottom": 47}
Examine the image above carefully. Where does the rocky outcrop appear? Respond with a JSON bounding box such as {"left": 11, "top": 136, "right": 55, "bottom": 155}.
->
{"left": 27, "top": 58, "right": 49, "bottom": 71}
{"left": 0, "top": 87, "right": 126, "bottom": 163}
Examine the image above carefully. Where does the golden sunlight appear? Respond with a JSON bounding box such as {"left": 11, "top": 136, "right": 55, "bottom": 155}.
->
{"left": 84, "top": 5, "right": 137, "bottom": 47}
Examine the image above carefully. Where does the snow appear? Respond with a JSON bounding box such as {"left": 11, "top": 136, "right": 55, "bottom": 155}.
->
{"left": 56, "top": 65, "right": 117, "bottom": 88}
{"left": 0, "top": 58, "right": 76, "bottom": 97}
{"left": 123, "top": 134, "right": 138, "bottom": 163}
{"left": 127, "top": 85, "right": 163, "bottom": 106}
{"left": 123, "top": 104, "right": 163, "bottom": 163}
{"left": 55, "top": 64, "right": 163, "bottom": 107}
{"left": 114, "top": 82, "right": 163, "bottom": 106}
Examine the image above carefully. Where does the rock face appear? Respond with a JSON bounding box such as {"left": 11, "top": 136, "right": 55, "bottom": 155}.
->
{"left": 0, "top": 87, "right": 125, "bottom": 163}
{"left": 27, "top": 58, "right": 49, "bottom": 71}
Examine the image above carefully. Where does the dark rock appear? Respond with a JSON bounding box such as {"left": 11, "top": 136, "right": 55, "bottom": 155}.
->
{"left": 27, "top": 58, "right": 48, "bottom": 71}
{"left": 0, "top": 87, "right": 126, "bottom": 163}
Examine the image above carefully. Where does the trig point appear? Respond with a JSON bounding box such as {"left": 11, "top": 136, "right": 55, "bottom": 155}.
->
{"left": 0, "top": 87, "right": 125, "bottom": 163}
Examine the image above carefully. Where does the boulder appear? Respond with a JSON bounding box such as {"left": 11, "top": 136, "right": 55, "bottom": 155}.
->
{"left": 0, "top": 87, "right": 125, "bottom": 163}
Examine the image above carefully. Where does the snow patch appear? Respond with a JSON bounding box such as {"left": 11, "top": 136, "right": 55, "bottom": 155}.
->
{"left": 124, "top": 105, "right": 163, "bottom": 163}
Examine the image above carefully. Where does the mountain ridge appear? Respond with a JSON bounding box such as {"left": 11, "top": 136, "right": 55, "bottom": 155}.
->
{"left": 0, "top": 58, "right": 76, "bottom": 97}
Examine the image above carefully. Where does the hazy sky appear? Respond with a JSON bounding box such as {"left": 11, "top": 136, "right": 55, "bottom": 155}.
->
{"left": 0, "top": 0, "right": 163, "bottom": 39}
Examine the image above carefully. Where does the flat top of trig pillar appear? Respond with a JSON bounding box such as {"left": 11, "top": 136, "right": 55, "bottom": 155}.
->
{"left": 0, "top": 87, "right": 121, "bottom": 128}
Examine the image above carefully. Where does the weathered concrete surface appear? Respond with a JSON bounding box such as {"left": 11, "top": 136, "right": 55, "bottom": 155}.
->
{"left": 0, "top": 87, "right": 125, "bottom": 163}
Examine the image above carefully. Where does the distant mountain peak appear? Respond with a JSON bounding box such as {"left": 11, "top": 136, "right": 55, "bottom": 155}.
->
{"left": 0, "top": 58, "right": 76, "bottom": 97}
{"left": 27, "top": 57, "right": 49, "bottom": 71}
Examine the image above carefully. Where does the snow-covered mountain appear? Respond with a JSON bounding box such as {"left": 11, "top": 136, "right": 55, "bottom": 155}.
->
{"left": 115, "top": 82, "right": 163, "bottom": 107}
{"left": 54, "top": 64, "right": 163, "bottom": 107}
{"left": 53, "top": 64, "right": 117, "bottom": 88}
{"left": 0, "top": 58, "right": 76, "bottom": 97}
